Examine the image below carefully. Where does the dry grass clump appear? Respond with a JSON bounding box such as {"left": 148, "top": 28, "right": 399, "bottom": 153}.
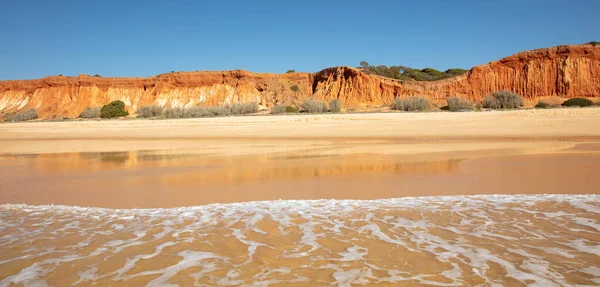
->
{"left": 5, "top": 109, "right": 38, "bottom": 122}
{"left": 136, "top": 105, "right": 164, "bottom": 118}
{"left": 162, "top": 102, "right": 259, "bottom": 119}
{"left": 483, "top": 91, "right": 523, "bottom": 109}
{"left": 271, "top": 105, "right": 287, "bottom": 114}
{"left": 270, "top": 105, "right": 299, "bottom": 114}
{"left": 79, "top": 107, "right": 101, "bottom": 118}
{"left": 163, "top": 107, "right": 212, "bottom": 118}
{"left": 391, "top": 96, "right": 430, "bottom": 111}
{"left": 446, "top": 96, "right": 473, "bottom": 111}
{"left": 301, "top": 98, "right": 328, "bottom": 113}
{"left": 230, "top": 102, "right": 259, "bottom": 115}
{"left": 329, "top": 99, "right": 342, "bottom": 113}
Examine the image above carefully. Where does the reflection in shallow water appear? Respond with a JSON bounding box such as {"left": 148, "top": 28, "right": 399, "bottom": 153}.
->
{"left": 0, "top": 195, "right": 598, "bottom": 286}
{"left": 3, "top": 149, "right": 465, "bottom": 185}
{"left": 80, "top": 152, "right": 131, "bottom": 164}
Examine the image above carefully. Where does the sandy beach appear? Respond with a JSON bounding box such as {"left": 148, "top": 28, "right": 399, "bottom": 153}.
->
{"left": 1, "top": 108, "right": 600, "bottom": 154}
{"left": 1, "top": 110, "right": 599, "bottom": 285}
{"left": 1, "top": 108, "right": 599, "bottom": 208}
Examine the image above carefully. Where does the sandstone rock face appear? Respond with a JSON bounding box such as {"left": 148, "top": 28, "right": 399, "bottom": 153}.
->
{"left": 312, "top": 44, "right": 600, "bottom": 106}
{"left": 1, "top": 44, "right": 599, "bottom": 119}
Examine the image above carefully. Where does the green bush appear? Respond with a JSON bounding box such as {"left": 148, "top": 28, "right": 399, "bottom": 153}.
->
{"left": 301, "top": 98, "right": 328, "bottom": 113}
{"left": 534, "top": 102, "right": 550, "bottom": 109}
{"left": 358, "top": 61, "right": 468, "bottom": 81}
{"left": 446, "top": 96, "right": 473, "bottom": 111}
{"left": 286, "top": 70, "right": 296, "bottom": 73}
{"left": 562, "top": 98, "right": 594, "bottom": 107}
{"left": 329, "top": 99, "right": 342, "bottom": 113}
{"left": 136, "top": 105, "right": 163, "bottom": 118}
{"left": 100, "top": 100, "right": 129, "bottom": 118}
{"left": 391, "top": 96, "right": 430, "bottom": 111}
{"left": 79, "top": 107, "right": 101, "bottom": 118}
{"left": 440, "top": 106, "right": 450, "bottom": 111}
{"left": 290, "top": 85, "right": 300, "bottom": 93}
{"left": 5, "top": 109, "right": 38, "bottom": 122}
{"left": 482, "top": 91, "right": 523, "bottom": 109}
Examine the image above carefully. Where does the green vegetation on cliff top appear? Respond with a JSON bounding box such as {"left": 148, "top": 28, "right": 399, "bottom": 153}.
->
{"left": 358, "top": 61, "right": 468, "bottom": 81}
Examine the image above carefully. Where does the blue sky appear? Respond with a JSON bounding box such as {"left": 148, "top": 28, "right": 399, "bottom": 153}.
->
{"left": 1, "top": 0, "right": 599, "bottom": 79}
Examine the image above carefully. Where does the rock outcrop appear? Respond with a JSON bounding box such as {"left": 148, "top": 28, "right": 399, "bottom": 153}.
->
{"left": 1, "top": 44, "right": 599, "bottom": 119}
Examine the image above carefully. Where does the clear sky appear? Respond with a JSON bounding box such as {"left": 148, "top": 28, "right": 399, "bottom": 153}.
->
{"left": 1, "top": 0, "right": 599, "bottom": 80}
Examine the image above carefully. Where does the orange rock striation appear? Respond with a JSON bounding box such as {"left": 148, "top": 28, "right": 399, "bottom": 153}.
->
{"left": 1, "top": 44, "right": 599, "bottom": 119}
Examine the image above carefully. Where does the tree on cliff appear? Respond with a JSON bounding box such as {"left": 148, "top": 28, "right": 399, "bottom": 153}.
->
{"left": 358, "top": 61, "right": 468, "bottom": 81}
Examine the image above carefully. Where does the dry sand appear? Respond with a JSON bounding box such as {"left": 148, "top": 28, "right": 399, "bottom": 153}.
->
{"left": 1, "top": 108, "right": 600, "bottom": 155}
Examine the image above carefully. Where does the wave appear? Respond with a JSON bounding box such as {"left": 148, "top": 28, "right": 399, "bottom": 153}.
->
{"left": 1, "top": 194, "right": 599, "bottom": 286}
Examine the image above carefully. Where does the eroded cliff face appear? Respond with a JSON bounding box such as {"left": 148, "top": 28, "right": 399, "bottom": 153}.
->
{"left": 311, "top": 44, "right": 600, "bottom": 106}
{"left": 0, "top": 71, "right": 314, "bottom": 119}
{"left": 1, "top": 44, "right": 599, "bottom": 119}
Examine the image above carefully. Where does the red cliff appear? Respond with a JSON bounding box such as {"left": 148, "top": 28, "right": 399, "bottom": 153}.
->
{"left": 1, "top": 44, "right": 599, "bottom": 119}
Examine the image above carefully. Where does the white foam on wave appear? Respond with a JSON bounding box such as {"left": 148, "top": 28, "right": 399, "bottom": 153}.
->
{"left": 0, "top": 194, "right": 598, "bottom": 287}
{"left": 1, "top": 193, "right": 598, "bottom": 216}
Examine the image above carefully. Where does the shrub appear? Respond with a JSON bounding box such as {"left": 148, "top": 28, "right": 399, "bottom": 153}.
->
{"left": 285, "top": 106, "right": 299, "bottom": 113}
{"left": 446, "top": 96, "right": 473, "bottom": 111}
{"left": 290, "top": 85, "right": 300, "bottom": 93}
{"left": 391, "top": 96, "right": 430, "bottom": 111}
{"left": 358, "top": 61, "right": 468, "bottom": 81}
{"left": 587, "top": 41, "right": 600, "bottom": 46}
{"left": 482, "top": 91, "right": 523, "bottom": 109}
{"left": 482, "top": 95, "right": 500, "bottom": 109}
{"left": 163, "top": 107, "right": 186, "bottom": 118}
{"left": 271, "top": 105, "right": 286, "bottom": 114}
{"left": 286, "top": 70, "right": 296, "bottom": 73}
{"left": 271, "top": 105, "right": 299, "bottom": 114}
{"left": 230, "top": 102, "right": 259, "bottom": 115}
{"left": 5, "top": 109, "right": 38, "bottom": 122}
{"left": 162, "top": 103, "right": 258, "bottom": 119}
{"left": 100, "top": 100, "right": 129, "bottom": 118}
{"left": 301, "top": 98, "right": 328, "bottom": 113}
{"left": 534, "top": 102, "right": 549, "bottom": 109}
{"left": 209, "top": 106, "right": 232, "bottom": 116}
{"left": 79, "top": 107, "right": 101, "bottom": 118}
{"left": 562, "top": 98, "right": 594, "bottom": 107}
{"left": 440, "top": 106, "right": 450, "bottom": 111}
{"left": 136, "top": 105, "right": 163, "bottom": 118}
{"left": 329, "top": 99, "right": 342, "bottom": 113}
{"left": 164, "top": 106, "right": 209, "bottom": 118}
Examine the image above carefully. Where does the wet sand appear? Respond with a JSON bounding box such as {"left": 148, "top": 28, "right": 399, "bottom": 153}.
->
{"left": 0, "top": 143, "right": 599, "bottom": 208}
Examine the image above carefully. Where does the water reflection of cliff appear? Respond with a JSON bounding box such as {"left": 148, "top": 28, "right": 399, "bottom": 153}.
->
{"left": 159, "top": 157, "right": 463, "bottom": 185}
{"left": 10, "top": 150, "right": 463, "bottom": 185}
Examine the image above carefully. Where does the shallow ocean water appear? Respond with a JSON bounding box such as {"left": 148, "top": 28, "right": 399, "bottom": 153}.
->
{"left": 0, "top": 194, "right": 599, "bottom": 286}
